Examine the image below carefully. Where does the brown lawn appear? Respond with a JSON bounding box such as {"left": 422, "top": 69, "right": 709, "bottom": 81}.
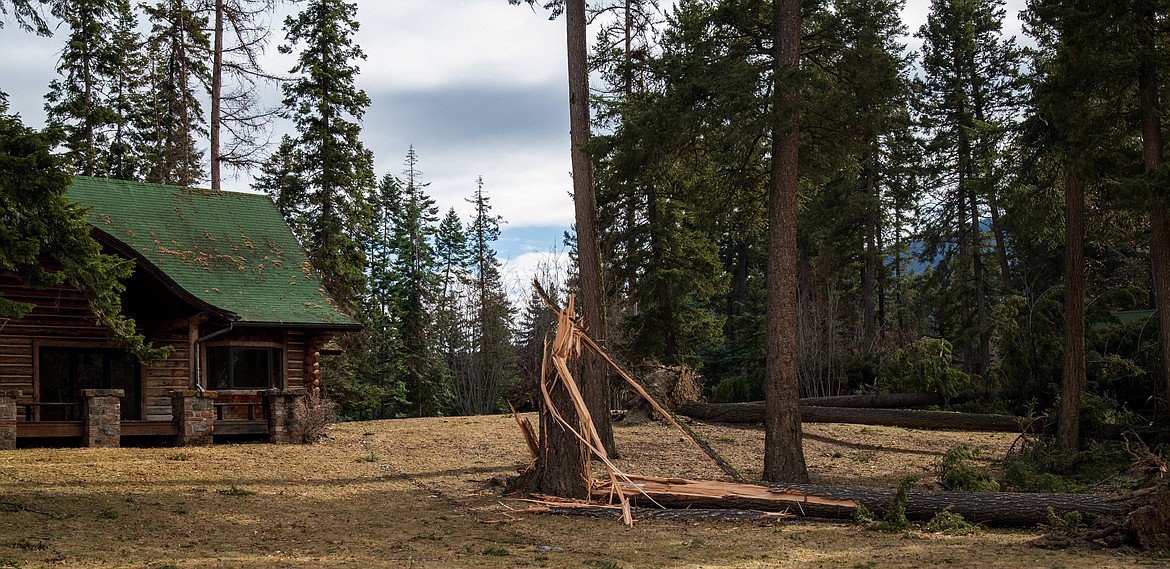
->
{"left": 0, "top": 415, "right": 1160, "bottom": 568}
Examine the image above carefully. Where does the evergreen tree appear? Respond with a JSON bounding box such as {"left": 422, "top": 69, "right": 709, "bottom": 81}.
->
{"left": 0, "top": 96, "right": 168, "bottom": 362}
{"left": 261, "top": 0, "right": 374, "bottom": 308}
{"left": 763, "top": 0, "right": 810, "bottom": 484}
{"left": 451, "top": 177, "right": 516, "bottom": 416}
{"left": 434, "top": 206, "right": 471, "bottom": 397}
{"left": 43, "top": 0, "right": 140, "bottom": 177}
{"left": 386, "top": 148, "right": 448, "bottom": 417}
{"left": 140, "top": 0, "right": 209, "bottom": 186}
{"left": 914, "top": 0, "right": 1025, "bottom": 375}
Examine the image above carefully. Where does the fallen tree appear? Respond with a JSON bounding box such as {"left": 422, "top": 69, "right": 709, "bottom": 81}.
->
{"left": 583, "top": 475, "right": 1140, "bottom": 527}
{"left": 677, "top": 401, "right": 1025, "bottom": 432}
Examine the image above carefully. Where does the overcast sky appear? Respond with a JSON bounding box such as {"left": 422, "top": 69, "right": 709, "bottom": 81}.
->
{"left": 0, "top": 0, "right": 1026, "bottom": 297}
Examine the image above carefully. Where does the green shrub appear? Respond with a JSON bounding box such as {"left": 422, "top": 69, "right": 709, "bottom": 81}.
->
{"left": 880, "top": 338, "right": 971, "bottom": 400}
{"left": 937, "top": 444, "right": 1000, "bottom": 492}
{"left": 856, "top": 476, "right": 917, "bottom": 532}
{"left": 925, "top": 508, "right": 980, "bottom": 534}
{"left": 999, "top": 437, "right": 1136, "bottom": 493}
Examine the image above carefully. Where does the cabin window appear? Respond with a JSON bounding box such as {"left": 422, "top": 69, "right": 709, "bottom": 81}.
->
{"left": 38, "top": 347, "right": 140, "bottom": 420}
{"left": 206, "top": 347, "right": 282, "bottom": 390}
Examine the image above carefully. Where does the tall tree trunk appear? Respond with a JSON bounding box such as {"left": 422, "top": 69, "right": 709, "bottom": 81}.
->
{"left": 862, "top": 148, "right": 878, "bottom": 352}
{"left": 566, "top": 0, "right": 615, "bottom": 456}
{"left": 970, "top": 187, "right": 989, "bottom": 375}
{"left": 1137, "top": 7, "right": 1170, "bottom": 422}
{"left": 764, "top": 0, "right": 809, "bottom": 484}
{"left": 1058, "top": 170, "right": 1086, "bottom": 451}
{"left": 210, "top": 0, "right": 223, "bottom": 190}
{"left": 990, "top": 200, "right": 1014, "bottom": 291}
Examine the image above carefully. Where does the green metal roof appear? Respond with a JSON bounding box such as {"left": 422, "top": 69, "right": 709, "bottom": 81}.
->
{"left": 67, "top": 176, "right": 358, "bottom": 329}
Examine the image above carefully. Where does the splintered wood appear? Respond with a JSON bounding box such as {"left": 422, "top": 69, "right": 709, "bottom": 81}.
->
{"left": 524, "top": 280, "right": 857, "bottom": 526}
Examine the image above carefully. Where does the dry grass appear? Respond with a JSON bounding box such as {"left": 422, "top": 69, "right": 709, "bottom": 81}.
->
{"left": 0, "top": 415, "right": 1159, "bottom": 568}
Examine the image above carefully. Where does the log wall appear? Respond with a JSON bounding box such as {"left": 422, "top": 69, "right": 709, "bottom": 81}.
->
{"left": 0, "top": 276, "right": 111, "bottom": 413}
{"left": 2, "top": 275, "right": 321, "bottom": 425}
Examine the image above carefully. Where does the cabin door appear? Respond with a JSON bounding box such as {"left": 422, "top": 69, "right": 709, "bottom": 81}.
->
{"left": 38, "top": 347, "right": 141, "bottom": 420}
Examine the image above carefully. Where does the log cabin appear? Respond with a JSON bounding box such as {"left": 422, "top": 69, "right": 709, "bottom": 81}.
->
{"left": 0, "top": 176, "right": 360, "bottom": 448}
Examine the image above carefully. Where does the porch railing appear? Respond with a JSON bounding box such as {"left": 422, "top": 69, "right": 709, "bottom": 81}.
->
{"left": 18, "top": 402, "right": 83, "bottom": 422}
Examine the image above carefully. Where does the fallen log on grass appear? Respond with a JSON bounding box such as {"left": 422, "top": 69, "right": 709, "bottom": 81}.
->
{"left": 677, "top": 402, "right": 1025, "bottom": 432}
{"left": 780, "top": 484, "right": 1126, "bottom": 527}
{"left": 517, "top": 502, "right": 794, "bottom": 523}
{"left": 593, "top": 475, "right": 857, "bottom": 519}
{"left": 590, "top": 475, "right": 1130, "bottom": 527}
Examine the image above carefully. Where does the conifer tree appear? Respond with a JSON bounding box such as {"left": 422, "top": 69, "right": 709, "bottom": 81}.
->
{"left": 44, "top": 0, "right": 140, "bottom": 177}
{"left": 140, "top": 0, "right": 209, "bottom": 186}
{"left": 261, "top": 0, "right": 374, "bottom": 308}
{"left": 386, "top": 148, "right": 448, "bottom": 417}
{"left": 914, "top": 0, "right": 1024, "bottom": 375}
{"left": 451, "top": 177, "right": 515, "bottom": 416}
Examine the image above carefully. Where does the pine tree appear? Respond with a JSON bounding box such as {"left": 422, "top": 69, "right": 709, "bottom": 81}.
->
{"left": 141, "top": 0, "right": 210, "bottom": 186}
{"left": 914, "top": 0, "right": 1025, "bottom": 375}
{"left": 386, "top": 148, "right": 448, "bottom": 417}
{"left": 262, "top": 0, "right": 374, "bottom": 308}
{"left": 450, "top": 177, "right": 515, "bottom": 416}
{"left": 763, "top": 0, "right": 810, "bottom": 484}
{"left": 43, "top": 0, "right": 140, "bottom": 177}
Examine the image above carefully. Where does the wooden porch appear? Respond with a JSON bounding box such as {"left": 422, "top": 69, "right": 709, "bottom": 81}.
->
{"left": 1, "top": 389, "right": 304, "bottom": 447}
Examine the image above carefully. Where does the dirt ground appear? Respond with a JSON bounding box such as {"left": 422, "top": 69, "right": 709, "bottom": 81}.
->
{"left": 0, "top": 415, "right": 1164, "bottom": 568}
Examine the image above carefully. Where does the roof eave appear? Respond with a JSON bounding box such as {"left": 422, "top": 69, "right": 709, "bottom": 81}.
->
{"left": 90, "top": 227, "right": 239, "bottom": 322}
{"left": 231, "top": 320, "right": 363, "bottom": 332}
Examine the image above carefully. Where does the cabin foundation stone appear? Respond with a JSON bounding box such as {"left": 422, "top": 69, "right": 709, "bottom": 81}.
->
{"left": 82, "top": 389, "right": 124, "bottom": 448}
{"left": 171, "top": 390, "right": 218, "bottom": 446}
{"left": 0, "top": 390, "right": 20, "bottom": 450}
{"left": 266, "top": 388, "right": 307, "bottom": 443}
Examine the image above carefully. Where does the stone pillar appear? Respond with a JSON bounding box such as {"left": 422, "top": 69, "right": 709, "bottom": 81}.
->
{"left": 82, "top": 389, "right": 124, "bottom": 448}
{"left": 0, "top": 389, "right": 20, "bottom": 450}
{"left": 171, "top": 390, "right": 218, "bottom": 446}
{"left": 265, "top": 388, "right": 307, "bottom": 444}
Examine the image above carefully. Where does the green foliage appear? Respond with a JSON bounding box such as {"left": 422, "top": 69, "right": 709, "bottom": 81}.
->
{"left": 99, "top": 507, "right": 118, "bottom": 519}
{"left": 481, "top": 546, "right": 510, "bottom": 556}
{"left": 44, "top": 0, "right": 144, "bottom": 178}
{"left": 937, "top": 444, "right": 1000, "bottom": 492}
{"left": 999, "top": 437, "right": 1136, "bottom": 493}
{"left": 0, "top": 99, "right": 169, "bottom": 363}
{"left": 140, "top": 0, "right": 209, "bottom": 185}
{"left": 879, "top": 337, "right": 972, "bottom": 399}
{"left": 260, "top": 0, "right": 374, "bottom": 308}
{"left": 856, "top": 476, "right": 917, "bottom": 531}
{"left": 925, "top": 508, "right": 980, "bottom": 534}
{"left": 1043, "top": 506, "right": 1086, "bottom": 531}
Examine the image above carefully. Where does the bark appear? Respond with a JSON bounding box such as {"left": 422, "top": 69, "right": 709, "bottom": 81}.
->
{"left": 990, "top": 201, "right": 1014, "bottom": 291}
{"left": 780, "top": 484, "right": 1126, "bottom": 527}
{"left": 210, "top": 0, "right": 223, "bottom": 190}
{"left": 1058, "top": 170, "right": 1086, "bottom": 450}
{"left": 862, "top": 148, "right": 879, "bottom": 351}
{"left": 678, "top": 402, "right": 1024, "bottom": 432}
{"left": 595, "top": 477, "right": 1128, "bottom": 527}
{"left": 1137, "top": 7, "right": 1170, "bottom": 425}
{"left": 533, "top": 505, "right": 792, "bottom": 523}
{"left": 763, "top": 0, "right": 808, "bottom": 484}
{"left": 565, "top": 0, "right": 615, "bottom": 456}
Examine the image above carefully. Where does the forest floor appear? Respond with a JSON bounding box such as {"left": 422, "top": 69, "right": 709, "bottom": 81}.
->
{"left": 0, "top": 414, "right": 1164, "bottom": 568}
